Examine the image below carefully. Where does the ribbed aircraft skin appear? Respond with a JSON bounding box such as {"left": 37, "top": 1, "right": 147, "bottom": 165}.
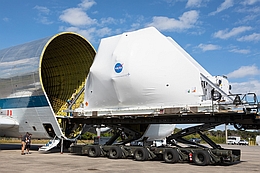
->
{"left": 0, "top": 32, "right": 96, "bottom": 138}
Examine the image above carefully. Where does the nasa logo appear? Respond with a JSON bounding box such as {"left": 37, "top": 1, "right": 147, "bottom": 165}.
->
{"left": 114, "top": 63, "right": 123, "bottom": 73}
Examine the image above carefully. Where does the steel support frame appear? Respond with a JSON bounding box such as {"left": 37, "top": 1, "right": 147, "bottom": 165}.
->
{"left": 71, "top": 112, "right": 260, "bottom": 130}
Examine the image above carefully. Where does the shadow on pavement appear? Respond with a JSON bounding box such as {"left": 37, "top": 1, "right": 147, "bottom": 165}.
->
{"left": 0, "top": 143, "right": 70, "bottom": 153}
{"left": 0, "top": 143, "right": 43, "bottom": 151}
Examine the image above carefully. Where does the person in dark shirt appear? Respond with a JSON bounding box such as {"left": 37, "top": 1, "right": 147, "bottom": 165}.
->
{"left": 25, "top": 133, "right": 32, "bottom": 154}
{"left": 21, "top": 132, "right": 29, "bottom": 155}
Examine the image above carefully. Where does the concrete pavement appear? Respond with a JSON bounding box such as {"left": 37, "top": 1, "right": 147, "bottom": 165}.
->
{"left": 0, "top": 144, "right": 259, "bottom": 173}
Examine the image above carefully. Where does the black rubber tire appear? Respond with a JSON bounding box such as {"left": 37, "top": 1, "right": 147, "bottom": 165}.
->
{"left": 192, "top": 150, "right": 210, "bottom": 166}
{"left": 88, "top": 145, "right": 101, "bottom": 157}
{"left": 108, "top": 146, "right": 122, "bottom": 159}
{"left": 134, "top": 148, "right": 148, "bottom": 161}
{"left": 163, "top": 149, "right": 179, "bottom": 163}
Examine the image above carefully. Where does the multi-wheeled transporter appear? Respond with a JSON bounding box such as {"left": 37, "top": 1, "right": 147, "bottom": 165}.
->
{"left": 68, "top": 27, "right": 260, "bottom": 165}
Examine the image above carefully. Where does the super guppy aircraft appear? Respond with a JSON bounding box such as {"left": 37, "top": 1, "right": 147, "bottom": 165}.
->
{"left": 0, "top": 32, "right": 96, "bottom": 141}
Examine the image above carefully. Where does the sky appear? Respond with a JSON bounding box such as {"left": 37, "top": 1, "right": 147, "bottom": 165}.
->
{"left": 1, "top": 0, "right": 260, "bottom": 130}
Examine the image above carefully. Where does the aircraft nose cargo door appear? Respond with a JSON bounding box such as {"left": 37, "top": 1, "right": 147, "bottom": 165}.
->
{"left": 40, "top": 33, "right": 96, "bottom": 115}
{"left": 0, "top": 32, "right": 96, "bottom": 139}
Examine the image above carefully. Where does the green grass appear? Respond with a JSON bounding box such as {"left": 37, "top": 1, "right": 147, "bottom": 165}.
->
{"left": 0, "top": 138, "right": 49, "bottom": 144}
{"left": 0, "top": 137, "right": 93, "bottom": 144}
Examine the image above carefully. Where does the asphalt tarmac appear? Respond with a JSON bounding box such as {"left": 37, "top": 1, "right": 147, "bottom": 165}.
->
{"left": 0, "top": 144, "right": 259, "bottom": 173}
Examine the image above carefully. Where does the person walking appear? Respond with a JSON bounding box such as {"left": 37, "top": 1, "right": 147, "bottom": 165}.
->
{"left": 21, "top": 132, "right": 29, "bottom": 155}
{"left": 25, "top": 133, "right": 32, "bottom": 154}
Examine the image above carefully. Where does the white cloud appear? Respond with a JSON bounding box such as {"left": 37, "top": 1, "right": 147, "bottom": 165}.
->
{"left": 186, "top": 0, "right": 202, "bottom": 8}
{"left": 237, "top": 33, "right": 260, "bottom": 42}
{"left": 227, "top": 65, "right": 260, "bottom": 78}
{"left": 197, "top": 43, "right": 221, "bottom": 51}
{"left": 213, "top": 26, "right": 252, "bottom": 39}
{"left": 59, "top": 0, "right": 98, "bottom": 27}
{"left": 100, "top": 17, "right": 117, "bottom": 25}
{"left": 58, "top": 0, "right": 117, "bottom": 45}
{"left": 236, "top": 6, "right": 260, "bottom": 14}
{"left": 33, "top": 5, "right": 50, "bottom": 14}
{"left": 3, "top": 17, "right": 9, "bottom": 22}
{"left": 236, "top": 15, "right": 257, "bottom": 25}
{"left": 230, "top": 80, "right": 260, "bottom": 96}
{"left": 79, "top": 0, "right": 96, "bottom": 9}
{"left": 229, "top": 48, "right": 250, "bottom": 54}
{"left": 95, "top": 27, "right": 112, "bottom": 37}
{"left": 241, "top": 0, "right": 260, "bottom": 5}
{"left": 33, "top": 5, "right": 52, "bottom": 25}
{"left": 38, "top": 16, "right": 53, "bottom": 25}
{"left": 59, "top": 26, "right": 113, "bottom": 46}
{"left": 209, "top": 0, "right": 234, "bottom": 15}
{"left": 147, "top": 10, "right": 199, "bottom": 31}
{"left": 59, "top": 26, "right": 95, "bottom": 42}
{"left": 129, "top": 16, "right": 145, "bottom": 30}
{"left": 59, "top": 8, "right": 96, "bottom": 26}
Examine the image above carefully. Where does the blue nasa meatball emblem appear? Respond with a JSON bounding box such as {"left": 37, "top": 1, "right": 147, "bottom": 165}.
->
{"left": 114, "top": 63, "right": 123, "bottom": 73}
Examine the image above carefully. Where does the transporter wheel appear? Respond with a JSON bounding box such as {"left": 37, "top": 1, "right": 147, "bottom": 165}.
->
{"left": 163, "top": 149, "right": 179, "bottom": 163}
{"left": 88, "top": 145, "right": 101, "bottom": 157}
{"left": 134, "top": 148, "right": 148, "bottom": 161}
{"left": 108, "top": 146, "right": 122, "bottom": 159}
{"left": 192, "top": 150, "right": 210, "bottom": 166}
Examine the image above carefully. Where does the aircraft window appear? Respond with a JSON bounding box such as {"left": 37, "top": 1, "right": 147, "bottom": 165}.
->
{"left": 32, "top": 126, "right": 37, "bottom": 131}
